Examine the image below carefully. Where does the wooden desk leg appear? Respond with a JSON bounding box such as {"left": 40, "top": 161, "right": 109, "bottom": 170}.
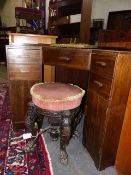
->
{"left": 44, "top": 65, "right": 55, "bottom": 82}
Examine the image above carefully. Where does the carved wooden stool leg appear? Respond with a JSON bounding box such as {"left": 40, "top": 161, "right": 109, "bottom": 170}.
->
{"left": 25, "top": 101, "right": 37, "bottom": 132}
{"left": 60, "top": 114, "right": 71, "bottom": 165}
{"left": 72, "top": 107, "right": 82, "bottom": 138}
{"left": 35, "top": 116, "right": 44, "bottom": 129}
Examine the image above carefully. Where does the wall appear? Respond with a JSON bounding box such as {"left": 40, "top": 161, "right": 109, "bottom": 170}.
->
{"left": 0, "top": 0, "right": 131, "bottom": 28}
{"left": 46, "top": 0, "right": 131, "bottom": 29}
{"left": 0, "top": 0, "right": 23, "bottom": 27}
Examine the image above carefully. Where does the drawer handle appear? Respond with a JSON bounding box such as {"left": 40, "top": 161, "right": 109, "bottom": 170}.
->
{"left": 59, "top": 56, "right": 70, "bottom": 62}
{"left": 96, "top": 61, "right": 107, "bottom": 67}
{"left": 93, "top": 81, "right": 103, "bottom": 87}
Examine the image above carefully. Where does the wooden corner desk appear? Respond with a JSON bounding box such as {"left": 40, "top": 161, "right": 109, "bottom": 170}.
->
{"left": 6, "top": 34, "right": 131, "bottom": 170}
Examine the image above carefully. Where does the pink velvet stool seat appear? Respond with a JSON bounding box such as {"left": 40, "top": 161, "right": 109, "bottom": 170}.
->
{"left": 30, "top": 82, "right": 85, "bottom": 111}
{"left": 25, "top": 82, "right": 85, "bottom": 165}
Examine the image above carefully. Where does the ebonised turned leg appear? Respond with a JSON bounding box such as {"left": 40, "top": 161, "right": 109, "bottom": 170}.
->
{"left": 25, "top": 102, "right": 45, "bottom": 135}
{"left": 25, "top": 101, "right": 37, "bottom": 132}
{"left": 60, "top": 114, "right": 71, "bottom": 165}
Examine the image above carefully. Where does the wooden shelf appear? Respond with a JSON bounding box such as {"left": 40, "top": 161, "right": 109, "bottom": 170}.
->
{"left": 48, "top": 0, "right": 93, "bottom": 43}
{"left": 48, "top": 0, "right": 82, "bottom": 41}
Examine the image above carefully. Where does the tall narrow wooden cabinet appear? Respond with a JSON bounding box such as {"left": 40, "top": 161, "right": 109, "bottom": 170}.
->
{"left": 6, "top": 33, "right": 57, "bottom": 129}
{"left": 83, "top": 50, "right": 131, "bottom": 170}
{"left": 6, "top": 45, "right": 43, "bottom": 129}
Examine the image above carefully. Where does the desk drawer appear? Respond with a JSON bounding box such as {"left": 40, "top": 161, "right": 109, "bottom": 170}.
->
{"left": 7, "top": 47, "right": 42, "bottom": 64}
{"left": 43, "top": 47, "right": 91, "bottom": 70}
{"left": 91, "top": 52, "right": 117, "bottom": 78}
{"left": 8, "top": 64, "right": 42, "bottom": 80}
{"left": 89, "top": 73, "right": 113, "bottom": 100}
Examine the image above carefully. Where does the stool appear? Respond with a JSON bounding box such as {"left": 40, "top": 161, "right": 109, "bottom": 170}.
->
{"left": 25, "top": 82, "right": 85, "bottom": 164}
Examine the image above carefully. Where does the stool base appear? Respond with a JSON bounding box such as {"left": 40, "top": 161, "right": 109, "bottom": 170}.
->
{"left": 25, "top": 101, "right": 82, "bottom": 165}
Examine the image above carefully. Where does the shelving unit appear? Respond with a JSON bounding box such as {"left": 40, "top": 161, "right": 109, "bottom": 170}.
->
{"left": 48, "top": 0, "right": 82, "bottom": 38}
{"left": 48, "top": 0, "right": 93, "bottom": 43}
{"left": 15, "top": 0, "right": 46, "bottom": 34}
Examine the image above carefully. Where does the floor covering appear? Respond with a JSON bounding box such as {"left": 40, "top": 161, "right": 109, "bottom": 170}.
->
{"left": 0, "top": 65, "right": 118, "bottom": 175}
{"left": 0, "top": 83, "right": 53, "bottom": 175}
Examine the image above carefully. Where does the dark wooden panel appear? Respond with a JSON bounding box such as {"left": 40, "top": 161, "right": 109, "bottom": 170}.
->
{"left": 83, "top": 91, "right": 108, "bottom": 169}
{"left": 80, "top": 0, "right": 93, "bottom": 43}
{"left": 107, "top": 10, "right": 131, "bottom": 30}
{"left": 115, "top": 88, "right": 131, "bottom": 175}
{"left": 55, "top": 66, "right": 89, "bottom": 89}
{"left": 9, "top": 80, "right": 40, "bottom": 124}
{"left": 55, "top": 66, "right": 89, "bottom": 108}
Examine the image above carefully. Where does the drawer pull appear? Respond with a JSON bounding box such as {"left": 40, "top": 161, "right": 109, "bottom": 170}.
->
{"left": 96, "top": 61, "right": 107, "bottom": 67}
{"left": 59, "top": 56, "right": 70, "bottom": 62}
{"left": 93, "top": 81, "right": 103, "bottom": 87}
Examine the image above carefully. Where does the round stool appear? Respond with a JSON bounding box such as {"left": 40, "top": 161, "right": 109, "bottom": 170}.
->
{"left": 25, "top": 82, "right": 85, "bottom": 164}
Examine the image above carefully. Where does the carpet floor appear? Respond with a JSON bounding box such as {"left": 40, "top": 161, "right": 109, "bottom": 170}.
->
{"left": 42, "top": 116, "right": 118, "bottom": 175}
{"left": 0, "top": 65, "right": 8, "bottom": 83}
{"left": 0, "top": 66, "right": 118, "bottom": 175}
{"left": 0, "top": 83, "right": 53, "bottom": 175}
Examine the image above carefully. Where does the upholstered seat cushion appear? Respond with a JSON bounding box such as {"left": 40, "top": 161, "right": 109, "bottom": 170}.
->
{"left": 30, "top": 82, "right": 85, "bottom": 111}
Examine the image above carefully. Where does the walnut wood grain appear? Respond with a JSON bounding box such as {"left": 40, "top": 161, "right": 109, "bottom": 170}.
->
{"left": 91, "top": 51, "right": 117, "bottom": 78}
{"left": 6, "top": 43, "right": 131, "bottom": 170}
{"left": 115, "top": 87, "right": 131, "bottom": 175}
{"left": 89, "top": 73, "right": 113, "bottom": 100}
{"left": 43, "top": 47, "right": 91, "bottom": 70}
{"left": 80, "top": 0, "right": 93, "bottom": 43}
{"left": 9, "top": 80, "right": 40, "bottom": 124}
{"left": 83, "top": 91, "right": 108, "bottom": 168}
{"left": 7, "top": 47, "right": 42, "bottom": 64}
{"left": 8, "top": 64, "right": 42, "bottom": 80}
{"left": 83, "top": 50, "right": 131, "bottom": 170}
{"left": 6, "top": 45, "right": 43, "bottom": 129}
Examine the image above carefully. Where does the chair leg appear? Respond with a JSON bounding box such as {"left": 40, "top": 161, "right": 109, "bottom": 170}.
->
{"left": 60, "top": 115, "right": 71, "bottom": 165}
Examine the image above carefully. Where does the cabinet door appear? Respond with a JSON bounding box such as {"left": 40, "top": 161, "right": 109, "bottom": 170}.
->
{"left": 9, "top": 80, "right": 40, "bottom": 124}
{"left": 83, "top": 90, "right": 108, "bottom": 169}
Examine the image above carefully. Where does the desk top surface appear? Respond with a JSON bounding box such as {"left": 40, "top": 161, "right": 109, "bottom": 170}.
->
{"left": 8, "top": 33, "right": 58, "bottom": 39}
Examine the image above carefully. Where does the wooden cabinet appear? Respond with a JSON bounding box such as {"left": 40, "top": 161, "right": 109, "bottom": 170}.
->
{"left": 98, "top": 30, "right": 131, "bottom": 50}
{"left": 107, "top": 10, "right": 131, "bottom": 30}
{"left": 6, "top": 45, "right": 43, "bottom": 129}
{"left": 83, "top": 50, "right": 131, "bottom": 170}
